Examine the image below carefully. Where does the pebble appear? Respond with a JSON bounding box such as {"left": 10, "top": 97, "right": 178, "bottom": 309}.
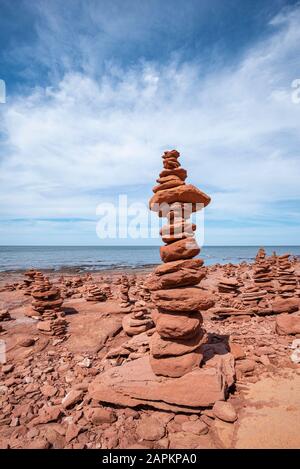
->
{"left": 212, "top": 401, "right": 237, "bottom": 423}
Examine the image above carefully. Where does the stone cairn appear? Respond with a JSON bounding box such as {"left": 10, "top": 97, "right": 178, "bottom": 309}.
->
{"left": 102, "top": 283, "right": 113, "bottom": 299}
{"left": 253, "top": 248, "right": 275, "bottom": 293}
{"left": 85, "top": 284, "right": 107, "bottom": 302}
{"left": 22, "top": 269, "right": 41, "bottom": 295}
{"left": 239, "top": 248, "right": 274, "bottom": 308}
{"left": 276, "top": 253, "right": 298, "bottom": 298}
{"left": 119, "top": 275, "right": 132, "bottom": 311}
{"left": 122, "top": 294, "right": 154, "bottom": 336}
{"left": 146, "top": 149, "right": 214, "bottom": 378}
{"left": 217, "top": 277, "right": 241, "bottom": 296}
{"left": 30, "top": 274, "right": 67, "bottom": 336}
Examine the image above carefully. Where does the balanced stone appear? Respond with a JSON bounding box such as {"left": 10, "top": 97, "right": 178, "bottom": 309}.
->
{"left": 148, "top": 149, "right": 214, "bottom": 377}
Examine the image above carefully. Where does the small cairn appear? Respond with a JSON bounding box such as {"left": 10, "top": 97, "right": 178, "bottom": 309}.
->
{"left": 147, "top": 149, "right": 214, "bottom": 378}
{"left": 85, "top": 284, "right": 107, "bottom": 302}
{"left": 252, "top": 248, "right": 275, "bottom": 293}
{"left": 240, "top": 286, "right": 268, "bottom": 307}
{"left": 119, "top": 275, "right": 132, "bottom": 311}
{"left": 276, "top": 253, "right": 298, "bottom": 298}
{"left": 217, "top": 277, "right": 241, "bottom": 295}
{"left": 30, "top": 275, "right": 67, "bottom": 337}
{"left": 37, "top": 318, "right": 68, "bottom": 337}
{"left": 22, "top": 269, "right": 39, "bottom": 295}
{"left": 31, "top": 275, "right": 64, "bottom": 314}
{"left": 239, "top": 248, "right": 275, "bottom": 308}
{"left": 102, "top": 283, "right": 112, "bottom": 299}
{"left": 255, "top": 247, "right": 266, "bottom": 263}
{"left": 122, "top": 297, "right": 154, "bottom": 336}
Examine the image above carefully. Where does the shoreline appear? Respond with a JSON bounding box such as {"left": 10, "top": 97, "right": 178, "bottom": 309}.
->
{"left": 1, "top": 246, "right": 299, "bottom": 276}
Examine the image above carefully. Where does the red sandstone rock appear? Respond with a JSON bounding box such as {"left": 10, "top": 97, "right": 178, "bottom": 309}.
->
{"left": 159, "top": 167, "right": 187, "bottom": 181}
{"left": 149, "top": 184, "right": 210, "bottom": 212}
{"left": 154, "top": 258, "right": 204, "bottom": 275}
{"left": 153, "top": 310, "right": 203, "bottom": 339}
{"left": 235, "top": 359, "right": 256, "bottom": 374}
{"left": 136, "top": 415, "right": 166, "bottom": 441}
{"left": 145, "top": 269, "right": 205, "bottom": 290}
{"left": 229, "top": 342, "right": 246, "bottom": 360}
{"left": 150, "top": 350, "right": 203, "bottom": 377}
{"left": 275, "top": 313, "right": 300, "bottom": 335}
{"left": 160, "top": 238, "right": 200, "bottom": 263}
{"left": 62, "top": 389, "right": 84, "bottom": 409}
{"left": 160, "top": 220, "right": 196, "bottom": 236}
{"left": 153, "top": 179, "right": 185, "bottom": 193}
{"left": 150, "top": 331, "right": 205, "bottom": 357}
{"left": 88, "top": 407, "right": 116, "bottom": 425}
{"left": 271, "top": 297, "right": 299, "bottom": 314}
{"left": 181, "top": 420, "right": 209, "bottom": 435}
{"left": 88, "top": 356, "right": 229, "bottom": 411}
{"left": 212, "top": 401, "right": 237, "bottom": 423}
{"left": 152, "top": 287, "right": 214, "bottom": 312}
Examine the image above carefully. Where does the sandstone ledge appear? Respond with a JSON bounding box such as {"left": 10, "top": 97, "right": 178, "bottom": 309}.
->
{"left": 88, "top": 355, "right": 233, "bottom": 413}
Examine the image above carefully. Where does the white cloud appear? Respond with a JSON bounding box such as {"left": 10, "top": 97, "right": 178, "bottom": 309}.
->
{"left": 1, "top": 4, "right": 300, "bottom": 244}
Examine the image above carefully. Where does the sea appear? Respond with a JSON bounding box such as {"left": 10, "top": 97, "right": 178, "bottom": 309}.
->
{"left": 0, "top": 245, "right": 299, "bottom": 273}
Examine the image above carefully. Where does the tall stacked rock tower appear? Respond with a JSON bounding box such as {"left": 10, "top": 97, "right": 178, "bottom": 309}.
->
{"left": 148, "top": 150, "right": 214, "bottom": 378}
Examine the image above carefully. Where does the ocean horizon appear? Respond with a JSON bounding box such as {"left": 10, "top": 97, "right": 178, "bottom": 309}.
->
{"left": 0, "top": 245, "right": 299, "bottom": 273}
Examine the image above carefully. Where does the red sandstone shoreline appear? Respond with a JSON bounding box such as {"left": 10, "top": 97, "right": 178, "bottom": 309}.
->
{"left": 0, "top": 251, "right": 300, "bottom": 449}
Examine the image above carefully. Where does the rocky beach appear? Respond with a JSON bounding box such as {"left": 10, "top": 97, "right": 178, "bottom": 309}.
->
{"left": 1, "top": 147, "right": 300, "bottom": 451}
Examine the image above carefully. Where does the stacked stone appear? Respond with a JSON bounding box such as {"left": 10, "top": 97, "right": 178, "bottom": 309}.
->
{"left": 31, "top": 275, "right": 64, "bottom": 315}
{"left": 140, "top": 280, "right": 152, "bottom": 305}
{"left": 119, "top": 275, "right": 132, "bottom": 310}
{"left": 276, "top": 253, "right": 298, "bottom": 298}
{"left": 22, "top": 269, "right": 39, "bottom": 295}
{"left": 122, "top": 298, "right": 154, "bottom": 336}
{"left": 240, "top": 286, "right": 268, "bottom": 307}
{"left": 236, "top": 249, "right": 274, "bottom": 308}
{"left": 252, "top": 248, "right": 275, "bottom": 294}
{"left": 37, "top": 318, "right": 68, "bottom": 336}
{"left": 255, "top": 247, "right": 266, "bottom": 263}
{"left": 147, "top": 150, "right": 214, "bottom": 378}
{"left": 30, "top": 275, "right": 68, "bottom": 336}
{"left": 102, "top": 283, "right": 112, "bottom": 299}
{"left": 217, "top": 277, "right": 241, "bottom": 295}
{"left": 72, "top": 276, "right": 84, "bottom": 287}
{"left": 85, "top": 284, "right": 107, "bottom": 302}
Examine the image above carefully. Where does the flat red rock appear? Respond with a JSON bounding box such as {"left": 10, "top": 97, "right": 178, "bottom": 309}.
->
{"left": 88, "top": 356, "right": 229, "bottom": 411}
{"left": 152, "top": 287, "right": 214, "bottom": 312}
{"left": 149, "top": 184, "right": 210, "bottom": 213}
{"left": 160, "top": 238, "right": 200, "bottom": 263}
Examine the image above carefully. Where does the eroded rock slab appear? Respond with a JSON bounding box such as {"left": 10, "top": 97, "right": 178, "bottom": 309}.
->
{"left": 88, "top": 356, "right": 232, "bottom": 412}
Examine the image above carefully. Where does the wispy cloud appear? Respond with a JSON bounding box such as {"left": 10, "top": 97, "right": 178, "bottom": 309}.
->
{"left": 0, "top": 1, "right": 300, "bottom": 244}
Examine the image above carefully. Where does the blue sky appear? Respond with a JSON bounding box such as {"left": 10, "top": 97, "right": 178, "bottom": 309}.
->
{"left": 0, "top": 0, "right": 300, "bottom": 245}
